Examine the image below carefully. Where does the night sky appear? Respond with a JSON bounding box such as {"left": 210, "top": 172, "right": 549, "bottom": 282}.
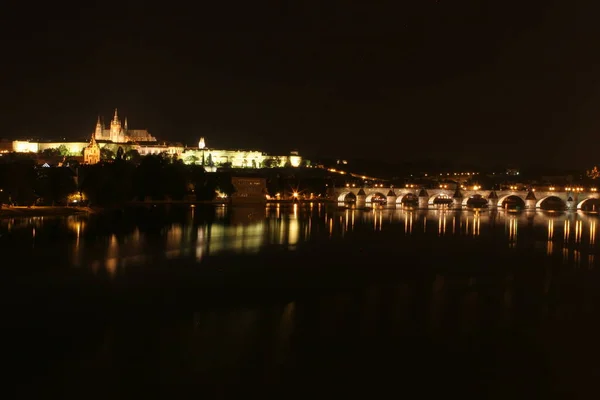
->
{"left": 1, "top": 1, "right": 599, "bottom": 168}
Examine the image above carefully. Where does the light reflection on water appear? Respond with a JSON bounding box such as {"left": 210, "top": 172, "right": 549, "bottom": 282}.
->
{"left": 2, "top": 205, "right": 600, "bottom": 272}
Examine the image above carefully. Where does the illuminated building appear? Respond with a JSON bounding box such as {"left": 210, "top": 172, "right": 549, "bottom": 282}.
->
{"left": 181, "top": 137, "right": 302, "bottom": 170}
{"left": 7, "top": 109, "right": 302, "bottom": 168}
{"left": 94, "top": 109, "right": 157, "bottom": 143}
{"left": 83, "top": 133, "right": 101, "bottom": 164}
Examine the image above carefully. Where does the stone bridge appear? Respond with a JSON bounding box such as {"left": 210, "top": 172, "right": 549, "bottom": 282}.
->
{"left": 329, "top": 187, "right": 600, "bottom": 210}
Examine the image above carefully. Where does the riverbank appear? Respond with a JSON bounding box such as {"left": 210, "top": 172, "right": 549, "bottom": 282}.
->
{"left": 0, "top": 206, "right": 95, "bottom": 218}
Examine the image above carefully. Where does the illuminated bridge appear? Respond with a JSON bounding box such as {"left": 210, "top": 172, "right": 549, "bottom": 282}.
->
{"left": 329, "top": 186, "right": 600, "bottom": 210}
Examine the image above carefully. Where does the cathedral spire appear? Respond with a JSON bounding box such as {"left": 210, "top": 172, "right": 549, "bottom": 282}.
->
{"left": 113, "top": 108, "right": 118, "bottom": 121}
{"left": 124, "top": 117, "right": 128, "bottom": 131}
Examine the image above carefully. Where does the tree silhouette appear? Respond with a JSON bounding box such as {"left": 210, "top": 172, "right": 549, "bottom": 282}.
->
{"left": 57, "top": 145, "right": 70, "bottom": 157}
{"left": 100, "top": 148, "right": 114, "bottom": 160}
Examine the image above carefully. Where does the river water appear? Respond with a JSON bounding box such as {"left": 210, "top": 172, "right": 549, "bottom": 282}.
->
{"left": 3, "top": 204, "right": 600, "bottom": 399}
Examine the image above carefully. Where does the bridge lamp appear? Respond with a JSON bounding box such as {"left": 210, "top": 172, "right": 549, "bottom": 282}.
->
{"left": 292, "top": 192, "right": 299, "bottom": 198}
{"left": 346, "top": 183, "right": 350, "bottom": 187}
{"left": 592, "top": 188, "right": 598, "bottom": 192}
{"left": 549, "top": 187, "right": 555, "bottom": 191}
{"left": 352, "top": 183, "right": 356, "bottom": 187}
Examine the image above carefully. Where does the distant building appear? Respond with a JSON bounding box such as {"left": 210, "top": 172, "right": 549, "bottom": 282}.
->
{"left": 6, "top": 109, "right": 302, "bottom": 169}
{"left": 181, "top": 137, "right": 302, "bottom": 170}
{"left": 83, "top": 134, "right": 101, "bottom": 164}
{"left": 230, "top": 176, "right": 267, "bottom": 204}
{"left": 94, "top": 109, "right": 157, "bottom": 143}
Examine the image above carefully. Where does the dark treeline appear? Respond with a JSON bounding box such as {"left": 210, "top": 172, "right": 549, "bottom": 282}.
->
{"left": 0, "top": 155, "right": 234, "bottom": 206}
{"left": 0, "top": 154, "right": 333, "bottom": 207}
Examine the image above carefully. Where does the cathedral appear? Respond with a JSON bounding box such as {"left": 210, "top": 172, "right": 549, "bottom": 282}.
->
{"left": 94, "top": 109, "right": 157, "bottom": 143}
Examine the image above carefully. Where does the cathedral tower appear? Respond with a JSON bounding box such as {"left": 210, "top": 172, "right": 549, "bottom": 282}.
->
{"left": 94, "top": 116, "right": 103, "bottom": 139}
{"left": 110, "top": 108, "right": 122, "bottom": 142}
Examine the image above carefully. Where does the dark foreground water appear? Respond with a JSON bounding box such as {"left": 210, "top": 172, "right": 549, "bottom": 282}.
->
{"left": 3, "top": 204, "right": 600, "bottom": 399}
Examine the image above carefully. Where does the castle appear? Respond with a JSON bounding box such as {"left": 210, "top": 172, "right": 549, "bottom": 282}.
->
{"left": 2, "top": 108, "right": 302, "bottom": 168}
{"left": 94, "top": 109, "right": 157, "bottom": 143}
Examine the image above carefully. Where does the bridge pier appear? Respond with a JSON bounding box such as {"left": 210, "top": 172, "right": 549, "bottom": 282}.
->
{"left": 356, "top": 189, "right": 366, "bottom": 209}
{"left": 418, "top": 189, "right": 429, "bottom": 209}
{"left": 488, "top": 191, "right": 498, "bottom": 210}
{"left": 386, "top": 190, "right": 397, "bottom": 209}
{"left": 525, "top": 190, "right": 537, "bottom": 210}
{"left": 566, "top": 196, "right": 575, "bottom": 211}
{"left": 452, "top": 188, "right": 463, "bottom": 210}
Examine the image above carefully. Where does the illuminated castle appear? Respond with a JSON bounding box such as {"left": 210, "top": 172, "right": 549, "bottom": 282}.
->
{"left": 94, "top": 109, "right": 157, "bottom": 143}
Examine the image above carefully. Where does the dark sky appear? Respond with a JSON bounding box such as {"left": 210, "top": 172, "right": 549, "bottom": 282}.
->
{"left": 1, "top": 1, "right": 599, "bottom": 168}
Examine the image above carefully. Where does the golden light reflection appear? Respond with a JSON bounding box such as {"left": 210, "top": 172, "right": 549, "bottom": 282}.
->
{"left": 196, "top": 226, "right": 206, "bottom": 261}
{"left": 288, "top": 219, "right": 299, "bottom": 246}
{"left": 588, "top": 254, "right": 595, "bottom": 269}
{"left": 329, "top": 218, "right": 333, "bottom": 237}
{"left": 438, "top": 213, "right": 447, "bottom": 236}
{"left": 575, "top": 220, "right": 582, "bottom": 244}
{"left": 564, "top": 219, "right": 570, "bottom": 242}
{"left": 547, "top": 219, "right": 554, "bottom": 241}
{"left": 508, "top": 217, "right": 517, "bottom": 244}
{"left": 574, "top": 249, "right": 581, "bottom": 267}
{"left": 106, "top": 258, "right": 117, "bottom": 277}
{"left": 404, "top": 211, "right": 413, "bottom": 234}
{"left": 108, "top": 234, "right": 118, "bottom": 258}
{"left": 473, "top": 213, "right": 481, "bottom": 236}
{"left": 166, "top": 224, "right": 183, "bottom": 250}
{"left": 590, "top": 220, "right": 596, "bottom": 245}
{"left": 345, "top": 209, "right": 349, "bottom": 231}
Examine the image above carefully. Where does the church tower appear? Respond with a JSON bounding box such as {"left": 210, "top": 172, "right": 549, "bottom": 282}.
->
{"left": 110, "top": 108, "right": 122, "bottom": 142}
{"left": 199, "top": 137, "right": 206, "bottom": 149}
{"left": 94, "top": 116, "right": 103, "bottom": 140}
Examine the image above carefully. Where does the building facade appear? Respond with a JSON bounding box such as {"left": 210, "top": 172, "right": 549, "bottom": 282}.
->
{"left": 181, "top": 137, "right": 302, "bottom": 169}
{"left": 230, "top": 177, "right": 268, "bottom": 204}
{"left": 83, "top": 134, "right": 101, "bottom": 164}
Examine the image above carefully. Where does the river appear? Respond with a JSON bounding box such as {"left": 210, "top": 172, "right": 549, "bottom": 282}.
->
{"left": 3, "top": 204, "right": 599, "bottom": 399}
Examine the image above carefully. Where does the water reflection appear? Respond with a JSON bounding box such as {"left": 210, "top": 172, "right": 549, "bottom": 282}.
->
{"left": 2, "top": 206, "right": 600, "bottom": 270}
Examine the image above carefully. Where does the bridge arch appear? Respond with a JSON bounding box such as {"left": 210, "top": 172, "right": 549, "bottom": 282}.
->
{"left": 463, "top": 194, "right": 487, "bottom": 208}
{"left": 536, "top": 195, "right": 566, "bottom": 210}
{"left": 365, "top": 192, "right": 386, "bottom": 203}
{"left": 428, "top": 192, "right": 452, "bottom": 205}
{"left": 497, "top": 194, "right": 525, "bottom": 208}
{"left": 337, "top": 191, "right": 356, "bottom": 202}
{"left": 397, "top": 192, "right": 418, "bottom": 204}
{"left": 577, "top": 197, "right": 600, "bottom": 211}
